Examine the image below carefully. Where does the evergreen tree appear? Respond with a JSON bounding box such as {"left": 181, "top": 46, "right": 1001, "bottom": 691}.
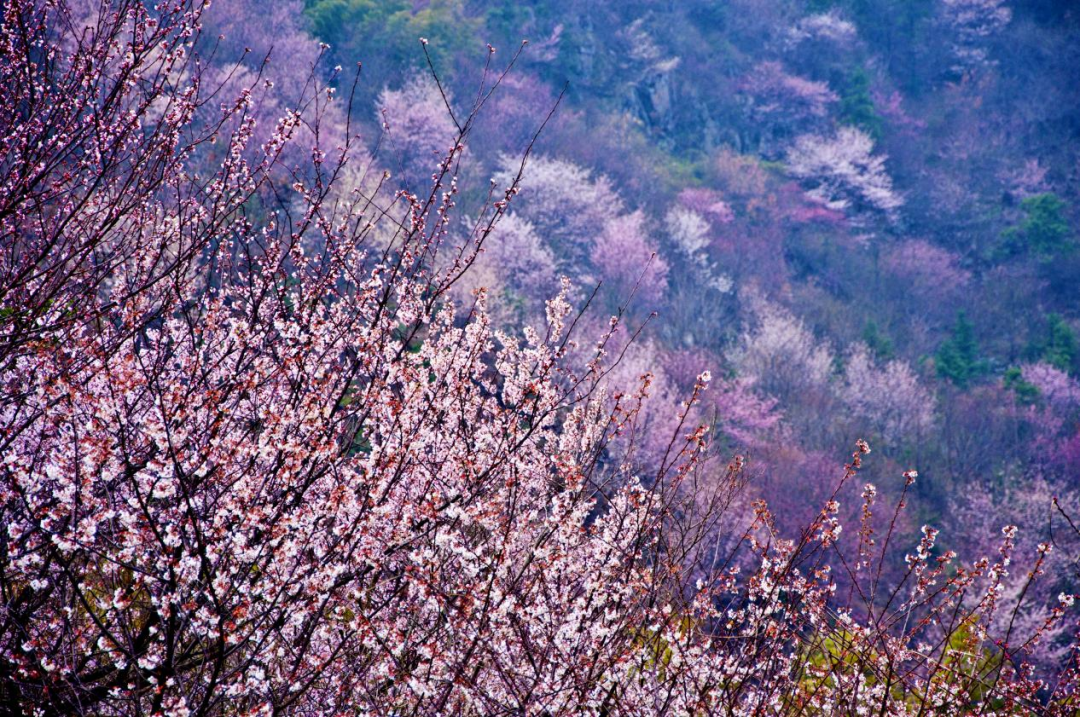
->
{"left": 936, "top": 311, "right": 983, "bottom": 387}
{"left": 1001, "top": 192, "right": 1073, "bottom": 261}
{"left": 838, "top": 67, "right": 883, "bottom": 137}
{"left": 1042, "top": 313, "right": 1078, "bottom": 374}
{"left": 861, "top": 319, "right": 895, "bottom": 360}
{"left": 1004, "top": 366, "right": 1040, "bottom": 404}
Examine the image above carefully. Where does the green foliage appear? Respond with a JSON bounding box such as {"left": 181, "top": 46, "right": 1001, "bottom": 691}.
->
{"left": 839, "top": 0, "right": 935, "bottom": 94}
{"left": 935, "top": 617, "right": 1005, "bottom": 708}
{"left": 1003, "top": 366, "right": 1039, "bottom": 404}
{"left": 798, "top": 627, "right": 911, "bottom": 707}
{"left": 862, "top": 319, "right": 894, "bottom": 360}
{"left": 305, "top": 0, "right": 479, "bottom": 95}
{"left": 1043, "top": 313, "right": 1078, "bottom": 373}
{"left": 804, "top": 628, "right": 863, "bottom": 676}
{"left": 936, "top": 311, "right": 985, "bottom": 387}
{"left": 838, "top": 67, "right": 883, "bottom": 138}
{"left": 1026, "top": 312, "right": 1080, "bottom": 374}
{"left": 797, "top": 619, "right": 1007, "bottom": 711}
{"left": 1000, "top": 192, "right": 1074, "bottom": 262}
{"left": 628, "top": 616, "right": 693, "bottom": 683}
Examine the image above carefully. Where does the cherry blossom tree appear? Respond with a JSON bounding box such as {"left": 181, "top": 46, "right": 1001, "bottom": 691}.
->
{"left": 665, "top": 205, "right": 713, "bottom": 260}
{"left": 661, "top": 350, "right": 782, "bottom": 453}
{"left": 939, "top": 0, "right": 1012, "bottom": 74}
{"left": 193, "top": 0, "right": 355, "bottom": 173}
{"left": 1, "top": 7, "right": 723, "bottom": 708}
{"left": 788, "top": 10, "right": 859, "bottom": 47}
{"left": 677, "top": 188, "right": 734, "bottom": 225}
{"left": 784, "top": 10, "right": 860, "bottom": 80}
{"left": 591, "top": 211, "right": 669, "bottom": 307}
{"left": 730, "top": 300, "right": 835, "bottom": 399}
{"left": 952, "top": 477, "right": 1080, "bottom": 670}
{"left": 447, "top": 213, "right": 557, "bottom": 326}
{"left": 884, "top": 239, "right": 972, "bottom": 294}
{"left": 838, "top": 343, "right": 937, "bottom": 444}
{"left": 377, "top": 73, "right": 461, "bottom": 189}
{"left": 592, "top": 337, "right": 687, "bottom": 467}
{"left": 738, "top": 62, "right": 837, "bottom": 153}
{"left": 473, "top": 73, "right": 562, "bottom": 155}
{"left": 707, "top": 378, "right": 784, "bottom": 450}
{"left": 663, "top": 204, "right": 734, "bottom": 303}
{"left": 1021, "top": 362, "right": 1080, "bottom": 412}
{"left": 492, "top": 154, "right": 623, "bottom": 272}
{"left": 200, "top": 0, "right": 322, "bottom": 100}
{"left": 0, "top": 0, "right": 217, "bottom": 362}
{"left": 786, "top": 127, "right": 904, "bottom": 223}
{"left": 1012, "top": 362, "right": 1080, "bottom": 472}
{"left": 873, "top": 90, "right": 928, "bottom": 135}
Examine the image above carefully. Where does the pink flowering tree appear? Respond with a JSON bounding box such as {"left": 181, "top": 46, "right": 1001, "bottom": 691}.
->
{"left": 591, "top": 337, "right": 688, "bottom": 468}
{"left": 677, "top": 188, "right": 735, "bottom": 225}
{"left": 192, "top": 0, "right": 354, "bottom": 175}
{"left": 884, "top": 239, "right": 972, "bottom": 295}
{"left": 728, "top": 299, "right": 842, "bottom": 444}
{"left": 377, "top": 73, "right": 461, "bottom": 189}
{"left": 738, "top": 61, "right": 837, "bottom": 155}
{"left": 730, "top": 300, "right": 835, "bottom": 402}
{"left": 590, "top": 211, "right": 669, "bottom": 309}
{"left": 707, "top": 378, "right": 784, "bottom": 451}
{"left": 661, "top": 349, "right": 783, "bottom": 454}
{"left": 446, "top": 213, "right": 557, "bottom": 326}
{"left": 1013, "top": 362, "right": 1080, "bottom": 470}
{"left": 202, "top": 0, "right": 323, "bottom": 100}
{"left": 473, "top": 73, "right": 564, "bottom": 155}
{"left": 1020, "top": 362, "right": 1080, "bottom": 412}
{"left": 952, "top": 478, "right": 1080, "bottom": 671}
{"left": 0, "top": 0, "right": 219, "bottom": 361}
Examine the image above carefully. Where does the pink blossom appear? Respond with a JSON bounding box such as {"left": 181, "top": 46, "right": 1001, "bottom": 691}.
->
{"left": 872, "top": 90, "right": 927, "bottom": 134}
{"left": 377, "top": 73, "right": 460, "bottom": 187}
{"left": 1021, "top": 362, "right": 1080, "bottom": 411}
{"left": 591, "top": 211, "right": 669, "bottom": 305}
{"left": 838, "top": 343, "right": 936, "bottom": 443}
{"left": 493, "top": 154, "right": 623, "bottom": 272}
{"left": 3, "top": 2, "right": 1078, "bottom": 712}
{"left": 739, "top": 61, "right": 838, "bottom": 121}
{"left": 678, "top": 188, "right": 735, "bottom": 224}
{"left": 883, "top": 239, "right": 972, "bottom": 293}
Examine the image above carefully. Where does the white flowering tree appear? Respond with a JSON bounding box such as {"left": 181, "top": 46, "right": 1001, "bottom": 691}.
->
{"left": 788, "top": 10, "right": 860, "bottom": 47}
{"left": 838, "top": 343, "right": 936, "bottom": 444}
{"left": 493, "top": 155, "right": 623, "bottom": 264}
{"left": 731, "top": 300, "right": 835, "bottom": 399}
{"left": 786, "top": 127, "right": 904, "bottom": 223}
{"left": 940, "top": 0, "right": 1012, "bottom": 73}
